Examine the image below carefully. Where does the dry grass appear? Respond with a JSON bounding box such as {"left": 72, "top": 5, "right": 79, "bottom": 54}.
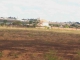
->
{"left": 0, "top": 26, "right": 80, "bottom": 60}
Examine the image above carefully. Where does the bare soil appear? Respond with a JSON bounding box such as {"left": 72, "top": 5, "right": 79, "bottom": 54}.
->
{"left": 0, "top": 29, "right": 80, "bottom": 60}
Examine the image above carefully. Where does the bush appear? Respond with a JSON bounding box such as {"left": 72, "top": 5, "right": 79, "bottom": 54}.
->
{"left": 44, "top": 50, "right": 63, "bottom": 60}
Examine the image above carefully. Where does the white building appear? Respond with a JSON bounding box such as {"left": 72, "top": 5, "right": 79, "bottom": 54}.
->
{"left": 38, "top": 19, "right": 50, "bottom": 27}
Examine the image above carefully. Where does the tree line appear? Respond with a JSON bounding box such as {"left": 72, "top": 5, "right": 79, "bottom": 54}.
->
{"left": 0, "top": 19, "right": 40, "bottom": 28}
{"left": 49, "top": 22, "right": 80, "bottom": 29}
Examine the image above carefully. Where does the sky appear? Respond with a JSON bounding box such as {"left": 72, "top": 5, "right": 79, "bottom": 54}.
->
{"left": 0, "top": 0, "right": 80, "bottom": 22}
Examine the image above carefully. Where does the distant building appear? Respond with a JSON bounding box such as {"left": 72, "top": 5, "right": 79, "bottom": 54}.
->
{"left": 0, "top": 17, "right": 50, "bottom": 27}
{"left": 7, "top": 17, "right": 17, "bottom": 20}
{"left": 37, "top": 19, "right": 50, "bottom": 27}
{"left": 0, "top": 17, "right": 19, "bottom": 25}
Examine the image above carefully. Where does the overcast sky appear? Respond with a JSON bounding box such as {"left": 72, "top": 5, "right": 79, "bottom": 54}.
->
{"left": 0, "top": 0, "right": 80, "bottom": 22}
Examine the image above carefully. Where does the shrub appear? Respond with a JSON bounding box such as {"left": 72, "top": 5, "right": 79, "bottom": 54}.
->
{"left": 0, "top": 51, "right": 3, "bottom": 58}
{"left": 44, "top": 50, "right": 63, "bottom": 60}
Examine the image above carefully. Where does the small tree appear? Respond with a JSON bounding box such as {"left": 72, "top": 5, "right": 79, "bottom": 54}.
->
{"left": 29, "top": 20, "right": 39, "bottom": 27}
{"left": 12, "top": 21, "right": 22, "bottom": 26}
{"left": 63, "top": 24, "right": 69, "bottom": 28}
{"left": 29, "top": 20, "right": 33, "bottom": 24}
{"left": 2, "top": 20, "right": 7, "bottom": 26}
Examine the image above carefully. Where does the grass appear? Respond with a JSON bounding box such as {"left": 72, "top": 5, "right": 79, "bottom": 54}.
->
{"left": 0, "top": 26, "right": 80, "bottom": 60}
{"left": 44, "top": 50, "right": 58, "bottom": 60}
{"left": 0, "top": 51, "right": 3, "bottom": 58}
{"left": 0, "top": 26, "right": 80, "bottom": 34}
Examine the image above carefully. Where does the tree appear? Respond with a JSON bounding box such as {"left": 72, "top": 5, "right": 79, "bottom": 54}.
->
{"left": 29, "top": 20, "right": 39, "bottom": 27}
{"left": 70, "top": 24, "right": 80, "bottom": 29}
{"left": 3, "top": 20, "right": 7, "bottom": 25}
{"left": 63, "top": 24, "right": 69, "bottom": 28}
{"left": 1, "top": 20, "right": 7, "bottom": 26}
{"left": 29, "top": 20, "right": 33, "bottom": 25}
{"left": 33, "top": 20, "right": 39, "bottom": 27}
{"left": 12, "top": 21, "right": 22, "bottom": 26}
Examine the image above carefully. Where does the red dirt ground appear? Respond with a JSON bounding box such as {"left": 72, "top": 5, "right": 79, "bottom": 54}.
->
{"left": 0, "top": 29, "right": 80, "bottom": 60}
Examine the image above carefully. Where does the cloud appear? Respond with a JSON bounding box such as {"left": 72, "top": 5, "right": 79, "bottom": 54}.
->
{"left": 12, "top": 6, "right": 24, "bottom": 14}
{"left": 0, "top": 0, "right": 80, "bottom": 22}
{"left": 64, "top": 0, "right": 80, "bottom": 4}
